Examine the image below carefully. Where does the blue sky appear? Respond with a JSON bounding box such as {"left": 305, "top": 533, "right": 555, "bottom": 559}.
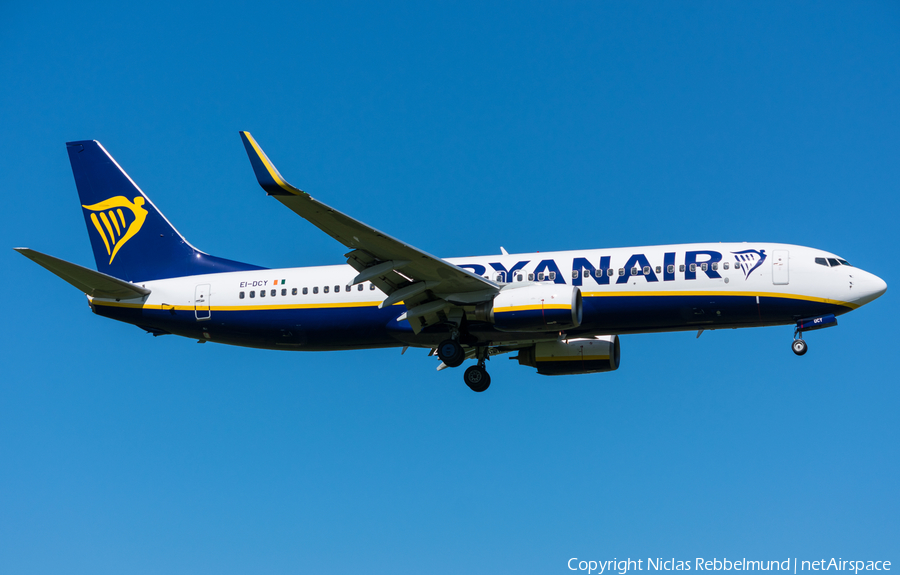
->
{"left": 1, "top": 2, "right": 898, "bottom": 573}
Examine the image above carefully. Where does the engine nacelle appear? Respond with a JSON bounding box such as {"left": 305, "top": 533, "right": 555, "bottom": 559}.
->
{"left": 475, "top": 284, "right": 582, "bottom": 332}
{"left": 516, "top": 336, "right": 620, "bottom": 376}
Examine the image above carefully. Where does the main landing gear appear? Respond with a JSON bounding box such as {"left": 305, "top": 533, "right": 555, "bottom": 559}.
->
{"left": 463, "top": 347, "right": 492, "bottom": 392}
{"left": 437, "top": 339, "right": 465, "bottom": 368}
{"left": 464, "top": 364, "right": 490, "bottom": 393}
{"left": 437, "top": 338, "right": 492, "bottom": 392}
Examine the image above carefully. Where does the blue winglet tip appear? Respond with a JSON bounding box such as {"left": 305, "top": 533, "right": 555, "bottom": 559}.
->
{"left": 239, "top": 131, "right": 300, "bottom": 196}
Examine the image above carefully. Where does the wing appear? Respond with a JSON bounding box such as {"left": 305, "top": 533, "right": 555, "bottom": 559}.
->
{"left": 239, "top": 132, "right": 498, "bottom": 332}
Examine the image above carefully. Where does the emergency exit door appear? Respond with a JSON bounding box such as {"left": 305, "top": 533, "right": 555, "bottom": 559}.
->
{"left": 195, "top": 284, "right": 211, "bottom": 320}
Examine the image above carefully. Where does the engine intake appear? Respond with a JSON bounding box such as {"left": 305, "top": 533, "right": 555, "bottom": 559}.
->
{"left": 475, "top": 284, "right": 582, "bottom": 332}
{"left": 516, "top": 336, "right": 620, "bottom": 376}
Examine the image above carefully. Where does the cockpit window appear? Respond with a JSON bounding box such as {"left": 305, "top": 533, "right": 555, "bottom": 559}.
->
{"left": 827, "top": 258, "right": 840, "bottom": 267}
{"left": 815, "top": 257, "right": 828, "bottom": 267}
{"left": 838, "top": 259, "right": 851, "bottom": 266}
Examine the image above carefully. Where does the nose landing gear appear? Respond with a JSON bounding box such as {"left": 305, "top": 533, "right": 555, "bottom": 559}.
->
{"left": 791, "top": 314, "right": 838, "bottom": 356}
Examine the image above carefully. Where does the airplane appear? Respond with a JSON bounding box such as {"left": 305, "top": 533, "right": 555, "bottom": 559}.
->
{"left": 16, "top": 133, "right": 887, "bottom": 392}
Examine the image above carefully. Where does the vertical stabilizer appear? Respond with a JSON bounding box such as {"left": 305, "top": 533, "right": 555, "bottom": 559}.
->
{"left": 66, "top": 140, "right": 263, "bottom": 281}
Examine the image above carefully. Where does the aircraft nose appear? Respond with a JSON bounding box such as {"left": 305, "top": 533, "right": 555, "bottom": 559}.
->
{"left": 853, "top": 270, "right": 887, "bottom": 306}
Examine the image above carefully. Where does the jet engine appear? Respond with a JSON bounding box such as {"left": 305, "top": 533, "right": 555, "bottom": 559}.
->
{"left": 474, "top": 284, "right": 582, "bottom": 332}
{"left": 515, "top": 335, "right": 620, "bottom": 376}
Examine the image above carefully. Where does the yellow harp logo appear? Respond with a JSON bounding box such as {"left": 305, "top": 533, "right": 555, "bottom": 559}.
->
{"left": 82, "top": 196, "right": 149, "bottom": 264}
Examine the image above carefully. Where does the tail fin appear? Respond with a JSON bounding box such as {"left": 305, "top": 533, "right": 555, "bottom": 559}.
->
{"left": 66, "top": 140, "right": 264, "bottom": 282}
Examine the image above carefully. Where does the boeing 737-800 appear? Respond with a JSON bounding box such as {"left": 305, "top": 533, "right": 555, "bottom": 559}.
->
{"left": 15, "top": 133, "right": 887, "bottom": 392}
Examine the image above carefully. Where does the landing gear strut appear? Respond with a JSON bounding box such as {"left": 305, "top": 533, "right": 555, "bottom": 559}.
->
{"left": 792, "top": 325, "right": 808, "bottom": 356}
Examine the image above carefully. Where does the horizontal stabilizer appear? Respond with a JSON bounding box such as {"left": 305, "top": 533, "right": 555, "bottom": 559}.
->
{"left": 15, "top": 248, "right": 151, "bottom": 299}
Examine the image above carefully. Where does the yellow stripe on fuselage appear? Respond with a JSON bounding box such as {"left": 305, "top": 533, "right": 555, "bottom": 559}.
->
{"left": 495, "top": 304, "right": 573, "bottom": 313}
{"left": 91, "top": 299, "right": 386, "bottom": 311}
{"left": 536, "top": 355, "right": 610, "bottom": 362}
{"left": 579, "top": 290, "right": 859, "bottom": 310}
{"left": 89, "top": 290, "right": 857, "bottom": 312}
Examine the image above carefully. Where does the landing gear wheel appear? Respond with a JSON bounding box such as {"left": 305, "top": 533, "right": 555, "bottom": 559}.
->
{"left": 437, "top": 339, "right": 465, "bottom": 368}
{"left": 792, "top": 339, "right": 808, "bottom": 356}
{"left": 464, "top": 365, "right": 491, "bottom": 392}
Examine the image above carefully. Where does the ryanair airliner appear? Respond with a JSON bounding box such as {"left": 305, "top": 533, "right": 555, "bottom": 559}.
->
{"left": 16, "top": 134, "right": 887, "bottom": 392}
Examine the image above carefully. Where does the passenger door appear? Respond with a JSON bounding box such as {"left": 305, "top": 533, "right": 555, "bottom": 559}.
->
{"left": 772, "top": 250, "right": 789, "bottom": 285}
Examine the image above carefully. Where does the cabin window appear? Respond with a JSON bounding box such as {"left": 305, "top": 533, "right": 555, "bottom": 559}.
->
{"left": 631, "top": 267, "right": 638, "bottom": 276}
{"left": 370, "top": 284, "right": 375, "bottom": 290}
{"left": 324, "top": 286, "right": 329, "bottom": 294}
{"left": 618, "top": 268, "right": 625, "bottom": 276}
{"left": 700, "top": 263, "right": 707, "bottom": 272}
{"left": 655, "top": 266, "right": 661, "bottom": 274}
{"left": 607, "top": 268, "right": 615, "bottom": 277}
{"left": 334, "top": 285, "right": 340, "bottom": 292}
{"left": 595, "top": 269, "right": 602, "bottom": 278}
{"left": 345, "top": 285, "right": 351, "bottom": 292}
{"left": 528, "top": 273, "right": 534, "bottom": 281}
{"left": 667, "top": 265, "right": 675, "bottom": 274}
{"left": 281, "top": 288, "right": 287, "bottom": 296}
{"left": 517, "top": 274, "right": 523, "bottom": 282}
{"left": 572, "top": 270, "right": 579, "bottom": 280}
{"left": 711, "top": 262, "right": 718, "bottom": 271}
{"left": 302, "top": 287, "right": 308, "bottom": 295}
{"left": 260, "top": 289, "right": 266, "bottom": 297}
{"left": 358, "top": 284, "right": 363, "bottom": 291}
{"left": 250, "top": 290, "right": 255, "bottom": 298}
{"left": 690, "top": 264, "right": 697, "bottom": 272}
{"left": 271, "top": 289, "right": 276, "bottom": 296}
{"left": 292, "top": 288, "right": 298, "bottom": 295}
{"left": 679, "top": 264, "right": 685, "bottom": 272}
{"left": 549, "top": 272, "right": 556, "bottom": 280}
{"left": 537, "top": 272, "right": 544, "bottom": 281}
{"left": 313, "top": 286, "right": 318, "bottom": 294}
{"left": 239, "top": 291, "right": 245, "bottom": 299}
{"left": 643, "top": 266, "right": 651, "bottom": 275}
{"left": 827, "top": 258, "right": 840, "bottom": 267}
{"left": 723, "top": 262, "right": 729, "bottom": 270}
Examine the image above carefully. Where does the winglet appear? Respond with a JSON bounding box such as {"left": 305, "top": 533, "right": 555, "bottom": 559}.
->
{"left": 239, "top": 131, "right": 305, "bottom": 196}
